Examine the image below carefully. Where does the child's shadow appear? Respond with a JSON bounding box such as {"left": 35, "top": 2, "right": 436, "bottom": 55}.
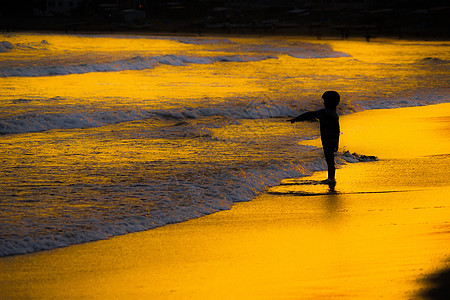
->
{"left": 279, "top": 179, "right": 337, "bottom": 194}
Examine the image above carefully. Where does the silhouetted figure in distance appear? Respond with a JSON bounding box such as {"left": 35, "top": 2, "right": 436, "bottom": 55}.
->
{"left": 288, "top": 91, "right": 341, "bottom": 186}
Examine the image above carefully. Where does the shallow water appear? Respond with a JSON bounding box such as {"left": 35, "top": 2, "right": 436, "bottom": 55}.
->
{"left": 0, "top": 34, "right": 449, "bottom": 256}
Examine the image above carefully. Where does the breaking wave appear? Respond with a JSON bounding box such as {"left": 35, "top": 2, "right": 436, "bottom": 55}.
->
{"left": 0, "top": 100, "right": 299, "bottom": 134}
{"left": 416, "top": 57, "right": 449, "bottom": 64}
{"left": 0, "top": 39, "right": 50, "bottom": 53}
{"left": 239, "top": 41, "right": 351, "bottom": 59}
{"left": 0, "top": 54, "right": 276, "bottom": 77}
{"left": 0, "top": 160, "right": 311, "bottom": 257}
{"left": 3, "top": 90, "right": 448, "bottom": 135}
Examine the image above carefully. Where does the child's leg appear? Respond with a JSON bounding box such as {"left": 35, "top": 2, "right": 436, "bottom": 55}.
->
{"left": 323, "top": 146, "right": 336, "bottom": 180}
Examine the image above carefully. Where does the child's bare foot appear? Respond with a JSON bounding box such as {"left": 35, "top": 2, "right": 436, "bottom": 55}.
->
{"left": 322, "top": 178, "right": 336, "bottom": 184}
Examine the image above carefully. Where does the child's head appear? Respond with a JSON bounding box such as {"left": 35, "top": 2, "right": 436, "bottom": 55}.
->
{"left": 322, "top": 91, "right": 340, "bottom": 109}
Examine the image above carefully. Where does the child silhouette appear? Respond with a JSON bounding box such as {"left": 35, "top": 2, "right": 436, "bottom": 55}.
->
{"left": 288, "top": 91, "right": 340, "bottom": 183}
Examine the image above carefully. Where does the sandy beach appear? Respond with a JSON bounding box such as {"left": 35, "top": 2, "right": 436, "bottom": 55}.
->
{"left": 1, "top": 103, "right": 449, "bottom": 299}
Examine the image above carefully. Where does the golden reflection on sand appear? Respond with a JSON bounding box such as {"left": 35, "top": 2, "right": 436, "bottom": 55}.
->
{"left": 339, "top": 104, "right": 450, "bottom": 159}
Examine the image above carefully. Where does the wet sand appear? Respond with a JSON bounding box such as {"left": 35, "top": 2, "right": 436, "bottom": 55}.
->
{"left": 1, "top": 103, "right": 449, "bottom": 299}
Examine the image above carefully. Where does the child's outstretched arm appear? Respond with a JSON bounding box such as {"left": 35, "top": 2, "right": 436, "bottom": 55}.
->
{"left": 287, "top": 111, "right": 318, "bottom": 123}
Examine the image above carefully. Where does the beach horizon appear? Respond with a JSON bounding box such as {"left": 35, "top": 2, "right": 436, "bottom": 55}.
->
{"left": 1, "top": 103, "right": 449, "bottom": 299}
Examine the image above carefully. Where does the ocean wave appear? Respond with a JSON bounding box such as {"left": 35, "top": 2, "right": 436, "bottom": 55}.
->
{"left": 0, "top": 39, "right": 351, "bottom": 77}
{"left": 0, "top": 101, "right": 299, "bottom": 134}
{"left": 240, "top": 41, "right": 351, "bottom": 59}
{"left": 0, "top": 54, "right": 276, "bottom": 77}
{"left": 172, "top": 37, "right": 351, "bottom": 59}
{"left": 176, "top": 37, "right": 236, "bottom": 44}
{"left": 287, "top": 45, "right": 351, "bottom": 59}
{"left": 153, "top": 101, "right": 299, "bottom": 120}
{"left": 0, "top": 109, "right": 152, "bottom": 134}
{"left": 416, "top": 57, "right": 449, "bottom": 64}
{"left": 3, "top": 90, "right": 448, "bottom": 135}
{"left": 0, "top": 41, "right": 14, "bottom": 52}
{"left": 0, "top": 39, "right": 50, "bottom": 53}
{"left": 353, "top": 92, "right": 449, "bottom": 110}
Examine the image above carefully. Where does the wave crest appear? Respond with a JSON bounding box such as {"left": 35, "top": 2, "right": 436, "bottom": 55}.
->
{"left": 417, "top": 57, "right": 449, "bottom": 64}
{"left": 0, "top": 100, "right": 301, "bottom": 134}
{"left": 0, "top": 54, "right": 276, "bottom": 77}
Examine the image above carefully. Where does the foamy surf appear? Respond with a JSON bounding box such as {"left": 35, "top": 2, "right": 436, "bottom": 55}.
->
{"left": 2, "top": 92, "right": 447, "bottom": 135}
{"left": 0, "top": 37, "right": 353, "bottom": 78}
{"left": 0, "top": 54, "right": 278, "bottom": 77}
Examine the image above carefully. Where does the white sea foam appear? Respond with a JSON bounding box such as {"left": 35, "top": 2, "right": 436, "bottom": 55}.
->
{"left": 0, "top": 41, "right": 14, "bottom": 52}
{"left": 173, "top": 37, "right": 351, "bottom": 59}
{"left": 176, "top": 38, "right": 236, "bottom": 45}
{"left": 153, "top": 101, "right": 299, "bottom": 120}
{"left": 354, "top": 91, "right": 449, "bottom": 110}
{"left": 0, "top": 109, "right": 152, "bottom": 134}
{"left": 416, "top": 57, "right": 449, "bottom": 64}
{"left": 239, "top": 41, "right": 351, "bottom": 59}
{"left": 0, "top": 39, "right": 50, "bottom": 53}
{"left": 3, "top": 91, "right": 448, "bottom": 135}
{"left": 0, "top": 160, "right": 313, "bottom": 257}
{"left": 0, "top": 101, "right": 301, "bottom": 134}
{"left": 0, "top": 54, "right": 276, "bottom": 77}
{"left": 0, "top": 148, "right": 373, "bottom": 257}
{"left": 0, "top": 39, "right": 352, "bottom": 77}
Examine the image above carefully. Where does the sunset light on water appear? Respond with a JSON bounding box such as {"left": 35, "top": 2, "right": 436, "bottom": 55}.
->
{"left": 1, "top": 33, "right": 449, "bottom": 299}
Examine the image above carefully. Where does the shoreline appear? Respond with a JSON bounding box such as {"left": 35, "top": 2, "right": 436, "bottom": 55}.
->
{"left": 1, "top": 103, "right": 449, "bottom": 299}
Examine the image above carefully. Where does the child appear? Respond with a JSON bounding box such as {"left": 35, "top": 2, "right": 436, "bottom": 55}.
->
{"left": 288, "top": 91, "right": 340, "bottom": 183}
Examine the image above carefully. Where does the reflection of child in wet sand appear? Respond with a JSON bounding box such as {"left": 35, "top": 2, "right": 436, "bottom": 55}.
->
{"left": 288, "top": 91, "right": 340, "bottom": 183}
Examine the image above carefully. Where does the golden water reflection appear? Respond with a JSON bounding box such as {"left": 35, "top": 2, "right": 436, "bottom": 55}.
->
{"left": 1, "top": 104, "right": 449, "bottom": 299}
{"left": 2, "top": 36, "right": 449, "bottom": 119}
{"left": 1, "top": 35, "right": 449, "bottom": 298}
